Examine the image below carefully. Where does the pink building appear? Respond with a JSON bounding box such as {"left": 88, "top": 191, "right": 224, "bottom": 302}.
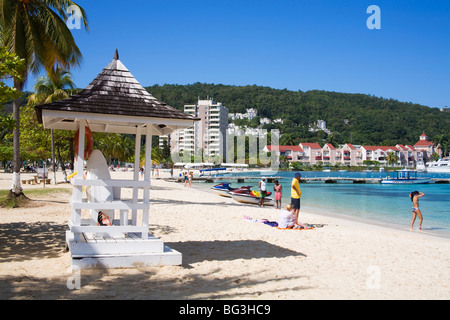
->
{"left": 264, "top": 133, "right": 435, "bottom": 168}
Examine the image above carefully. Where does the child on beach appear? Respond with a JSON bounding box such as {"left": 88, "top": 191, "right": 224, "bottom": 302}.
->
{"left": 409, "top": 191, "right": 425, "bottom": 230}
{"left": 274, "top": 180, "right": 282, "bottom": 209}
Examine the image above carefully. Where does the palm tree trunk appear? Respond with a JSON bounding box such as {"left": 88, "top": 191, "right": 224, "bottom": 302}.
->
{"left": 51, "top": 129, "right": 57, "bottom": 184}
{"left": 10, "top": 79, "right": 24, "bottom": 195}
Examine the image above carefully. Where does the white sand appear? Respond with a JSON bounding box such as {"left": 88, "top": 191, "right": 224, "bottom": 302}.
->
{"left": 0, "top": 170, "right": 449, "bottom": 299}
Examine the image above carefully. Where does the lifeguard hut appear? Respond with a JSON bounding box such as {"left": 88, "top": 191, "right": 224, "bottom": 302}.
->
{"left": 35, "top": 50, "right": 198, "bottom": 269}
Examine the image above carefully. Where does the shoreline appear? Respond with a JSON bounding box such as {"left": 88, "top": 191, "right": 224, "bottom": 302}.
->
{"left": 0, "top": 171, "right": 449, "bottom": 299}
{"left": 1, "top": 170, "right": 447, "bottom": 240}
{"left": 190, "top": 180, "right": 449, "bottom": 241}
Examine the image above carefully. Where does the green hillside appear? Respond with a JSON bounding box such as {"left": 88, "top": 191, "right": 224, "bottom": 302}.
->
{"left": 145, "top": 83, "right": 449, "bottom": 147}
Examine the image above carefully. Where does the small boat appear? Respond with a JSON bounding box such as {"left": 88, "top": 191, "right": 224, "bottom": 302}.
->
{"left": 211, "top": 183, "right": 251, "bottom": 197}
{"left": 229, "top": 189, "right": 275, "bottom": 206}
{"left": 416, "top": 160, "right": 426, "bottom": 172}
{"left": 381, "top": 170, "right": 430, "bottom": 184}
{"left": 426, "top": 157, "right": 450, "bottom": 173}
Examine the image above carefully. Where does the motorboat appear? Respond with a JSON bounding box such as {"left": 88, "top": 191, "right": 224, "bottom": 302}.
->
{"left": 381, "top": 170, "right": 430, "bottom": 184}
{"left": 426, "top": 157, "right": 450, "bottom": 173}
{"left": 211, "top": 183, "right": 251, "bottom": 197}
{"left": 416, "top": 160, "right": 426, "bottom": 172}
{"left": 229, "top": 188, "right": 275, "bottom": 206}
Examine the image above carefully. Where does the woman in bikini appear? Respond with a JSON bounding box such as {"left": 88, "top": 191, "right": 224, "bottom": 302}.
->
{"left": 409, "top": 191, "right": 425, "bottom": 230}
{"left": 273, "top": 180, "right": 282, "bottom": 209}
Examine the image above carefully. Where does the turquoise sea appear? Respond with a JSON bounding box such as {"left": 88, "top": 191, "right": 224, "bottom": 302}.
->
{"left": 197, "top": 171, "right": 450, "bottom": 239}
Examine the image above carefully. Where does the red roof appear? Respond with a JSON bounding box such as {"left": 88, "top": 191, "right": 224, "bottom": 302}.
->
{"left": 299, "top": 142, "right": 321, "bottom": 149}
{"left": 324, "top": 143, "right": 335, "bottom": 149}
{"left": 345, "top": 143, "right": 355, "bottom": 149}
{"left": 363, "top": 146, "right": 399, "bottom": 152}
{"left": 266, "top": 145, "right": 303, "bottom": 152}
{"left": 414, "top": 140, "right": 433, "bottom": 147}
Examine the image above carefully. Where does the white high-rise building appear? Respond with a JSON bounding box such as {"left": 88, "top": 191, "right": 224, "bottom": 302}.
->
{"left": 162, "top": 98, "right": 229, "bottom": 158}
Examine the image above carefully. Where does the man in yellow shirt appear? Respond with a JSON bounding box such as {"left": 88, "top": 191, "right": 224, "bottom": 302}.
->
{"left": 291, "top": 172, "right": 302, "bottom": 222}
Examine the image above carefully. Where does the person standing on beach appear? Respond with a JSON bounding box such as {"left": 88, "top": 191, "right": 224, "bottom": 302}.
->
{"left": 274, "top": 180, "right": 282, "bottom": 209}
{"left": 183, "top": 171, "right": 188, "bottom": 187}
{"left": 291, "top": 172, "right": 302, "bottom": 223}
{"left": 258, "top": 177, "right": 267, "bottom": 207}
{"left": 409, "top": 191, "right": 425, "bottom": 230}
{"left": 188, "top": 171, "right": 193, "bottom": 188}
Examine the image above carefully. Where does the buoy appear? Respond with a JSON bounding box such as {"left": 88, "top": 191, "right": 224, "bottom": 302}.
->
{"left": 74, "top": 125, "right": 94, "bottom": 159}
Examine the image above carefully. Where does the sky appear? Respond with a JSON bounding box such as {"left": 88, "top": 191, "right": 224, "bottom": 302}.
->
{"left": 22, "top": 0, "right": 450, "bottom": 108}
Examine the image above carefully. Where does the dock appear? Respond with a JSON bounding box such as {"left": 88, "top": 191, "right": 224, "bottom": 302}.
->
{"left": 165, "top": 176, "right": 450, "bottom": 184}
{"left": 167, "top": 176, "right": 380, "bottom": 184}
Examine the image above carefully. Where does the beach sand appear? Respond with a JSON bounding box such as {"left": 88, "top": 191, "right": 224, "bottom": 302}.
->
{"left": 0, "top": 170, "right": 449, "bottom": 300}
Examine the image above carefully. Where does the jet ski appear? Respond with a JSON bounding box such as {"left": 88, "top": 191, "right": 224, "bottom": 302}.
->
{"left": 229, "top": 188, "right": 275, "bottom": 206}
{"left": 211, "top": 182, "right": 251, "bottom": 197}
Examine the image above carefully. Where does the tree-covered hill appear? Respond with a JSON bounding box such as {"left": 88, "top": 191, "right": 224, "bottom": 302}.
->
{"left": 145, "top": 82, "right": 449, "bottom": 146}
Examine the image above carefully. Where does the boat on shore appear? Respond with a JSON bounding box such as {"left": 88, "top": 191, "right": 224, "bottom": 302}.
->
{"left": 426, "top": 157, "right": 450, "bottom": 173}
{"left": 229, "top": 189, "right": 275, "bottom": 206}
{"left": 211, "top": 182, "right": 251, "bottom": 197}
{"left": 381, "top": 170, "right": 430, "bottom": 184}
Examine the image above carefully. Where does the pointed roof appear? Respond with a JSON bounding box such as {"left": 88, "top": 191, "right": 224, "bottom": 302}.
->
{"left": 36, "top": 50, "right": 198, "bottom": 132}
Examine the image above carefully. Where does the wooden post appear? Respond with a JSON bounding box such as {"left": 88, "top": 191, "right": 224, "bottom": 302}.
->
{"left": 132, "top": 126, "right": 142, "bottom": 226}
{"left": 72, "top": 120, "right": 85, "bottom": 241}
{"left": 142, "top": 125, "right": 152, "bottom": 239}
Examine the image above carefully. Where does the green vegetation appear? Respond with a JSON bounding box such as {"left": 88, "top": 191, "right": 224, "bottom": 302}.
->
{"left": 0, "top": 187, "right": 70, "bottom": 209}
{"left": 146, "top": 83, "right": 450, "bottom": 148}
{"left": 0, "top": 0, "right": 88, "bottom": 195}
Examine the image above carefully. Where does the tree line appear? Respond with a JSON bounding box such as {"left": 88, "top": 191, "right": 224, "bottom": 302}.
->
{"left": 145, "top": 83, "right": 450, "bottom": 150}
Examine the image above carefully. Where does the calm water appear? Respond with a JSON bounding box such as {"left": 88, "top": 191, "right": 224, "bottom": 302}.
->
{"left": 197, "top": 170, "right": 450, "bottom": 239}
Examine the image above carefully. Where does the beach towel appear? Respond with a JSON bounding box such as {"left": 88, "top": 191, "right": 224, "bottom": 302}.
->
{"left": 243, "top": 215, "right": 278, "bottom": 227}
{"left": 244, "top": 216, "right": 324, "bottom": 230}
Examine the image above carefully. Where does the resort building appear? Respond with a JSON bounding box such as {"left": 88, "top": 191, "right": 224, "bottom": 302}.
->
{"left": 413, "top": 133, "right": 436, "bottom": 163}
{"left": 298, "top": 142, "right": 322, "bottom": 165}
{"left": 264, "top": 133, "right": 436, "bottom": 168}
{"left": 263, "top": 145, "right": 304, "bottom": 162}
{"left": 165, "top": 98, "right": 229, "bottom": 157}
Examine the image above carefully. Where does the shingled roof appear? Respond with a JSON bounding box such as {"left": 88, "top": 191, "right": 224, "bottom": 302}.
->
{"left": 36, "top": 49, "right": 198, "bottom": 123}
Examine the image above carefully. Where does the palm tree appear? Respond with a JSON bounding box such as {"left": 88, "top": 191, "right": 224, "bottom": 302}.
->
{"left": 386, "top": 151, "right": 399, "bottom": 167}
{"left": 0, "top": 0, "right": 88, "bottom": 196}
{"left": 441, "top": 141, "right": 449, "bottom": 157}
{"left": 27, "top": 66, "right": 77, "bottom": 105}
{"left": 432, "top": 134, "right": 445, "bottom": 158}
{"left": 26, "top": 67, "right": 79, "bottom": 183}
{"left": 280, "top": 133, "right": 295, "bottom": 146}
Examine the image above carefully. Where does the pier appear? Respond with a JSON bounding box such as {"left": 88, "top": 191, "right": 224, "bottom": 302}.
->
{"left": 165, "top": 176, "right": 450, "bottom": 184}
{"left": 167, "top": 176, "right": 380, "bottom": 184}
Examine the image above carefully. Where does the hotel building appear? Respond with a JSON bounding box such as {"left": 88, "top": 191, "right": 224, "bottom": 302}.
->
{"left": 162, "top": 99, "right": 229, "bottom": 157}
{"left": 265, "top": 133, "right": 437, "bottom": 168}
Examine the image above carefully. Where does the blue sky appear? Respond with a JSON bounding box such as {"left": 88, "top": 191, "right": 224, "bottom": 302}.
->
{"left": 24, "top": 0, "right": 450, "bottom": 108}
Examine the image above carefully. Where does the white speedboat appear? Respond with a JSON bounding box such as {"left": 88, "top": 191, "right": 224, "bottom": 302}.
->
{"left": 416, "top": 160, "right": 426, "bottom": 172}
{"left": 381, "top": 170, "right": 430, "bottom": 184}
{"left": 426, "top": 157, "right": 450, "bottom": 173}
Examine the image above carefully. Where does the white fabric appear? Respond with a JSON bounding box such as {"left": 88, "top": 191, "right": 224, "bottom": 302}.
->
{"left": 278, "top": 209, "right": 295, "bottom": 228}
